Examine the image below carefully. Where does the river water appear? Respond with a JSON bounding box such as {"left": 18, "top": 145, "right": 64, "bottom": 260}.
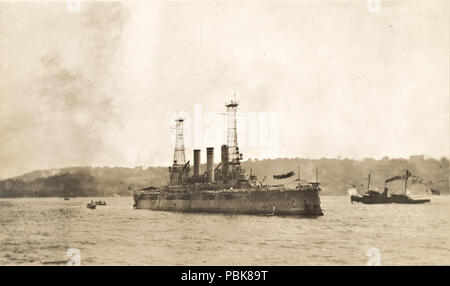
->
{"left": 0, "top": 196, "right": 449, "bottom": 265}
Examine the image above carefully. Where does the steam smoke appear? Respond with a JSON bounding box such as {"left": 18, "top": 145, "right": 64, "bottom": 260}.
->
{"left": 0, "top": 2, "right": 129, "bottom": 177}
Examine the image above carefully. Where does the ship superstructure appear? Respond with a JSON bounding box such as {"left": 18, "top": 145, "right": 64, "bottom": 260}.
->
{"left": 133, "top": 99, "right": 323, "bottom": 216}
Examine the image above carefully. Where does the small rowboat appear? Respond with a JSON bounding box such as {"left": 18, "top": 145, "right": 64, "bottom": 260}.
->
{"left": 86, "top": 202, "right": 96, "bottom": 209}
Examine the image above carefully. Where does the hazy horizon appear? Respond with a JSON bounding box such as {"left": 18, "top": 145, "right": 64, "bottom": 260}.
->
{"left": 3, "top": 153, "right": 448, "bottom": 181}
{"left": 1, "top": 0, "right": 449, "bottom": 179}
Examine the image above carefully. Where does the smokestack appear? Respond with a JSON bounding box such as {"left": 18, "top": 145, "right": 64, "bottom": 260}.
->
{"left": 221, "top": 145, "right": 229, "bottom": 180}
{"left": 193, "top": 149, "right": 200, "bottom": 177}
{"left": 206, "top": 147, "right": 214, "bottom": 183}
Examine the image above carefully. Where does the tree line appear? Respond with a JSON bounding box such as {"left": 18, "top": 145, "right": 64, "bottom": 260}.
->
{"left": 0, "top": 157, "right": 448, "bottom": 197}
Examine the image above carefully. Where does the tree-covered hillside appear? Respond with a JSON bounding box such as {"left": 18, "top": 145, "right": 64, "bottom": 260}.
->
{"left": 0, "top": 157, "right": 448, "bottom": 197}
{"left": 241, "top": 156, "right": 449, "bottom": 195}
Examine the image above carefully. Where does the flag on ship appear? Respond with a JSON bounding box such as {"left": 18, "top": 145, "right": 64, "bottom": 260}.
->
{"left": 273, "top": 171, "right": 295, "bottom": 180}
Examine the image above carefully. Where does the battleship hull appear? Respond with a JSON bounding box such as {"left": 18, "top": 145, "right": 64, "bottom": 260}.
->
{"left": 134, "top": 188, "right": 323, "bottom": 216}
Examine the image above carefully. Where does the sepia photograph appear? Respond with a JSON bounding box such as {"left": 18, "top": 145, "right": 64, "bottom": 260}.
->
{"left": 0, "top": 0, "right": 449, "bottom": 269}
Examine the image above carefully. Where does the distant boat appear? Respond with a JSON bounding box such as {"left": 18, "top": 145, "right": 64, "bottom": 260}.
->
{"left": 347, "top": 186, "right": 358, "bottom": 196}
{"left": 86, "top": 202, "right": 96, "bottom": 209}
{"left": 430, "top": 189, "right": 440, "bottom": 196}
{"left": 94, "top": 200, "right": 107, "bottom": 206}
{"left": 351, "top": 191, "right": 430, "bottom": 204}
{"left": 351, "top": 169, "right": 431, "bottom": 204}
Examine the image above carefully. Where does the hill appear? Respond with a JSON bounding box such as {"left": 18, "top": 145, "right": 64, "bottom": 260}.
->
{"left": 241, "top": 157, "right": 449, "bottom": 195}
{"left": 0, "top": 157, "right": 448, "bottom": 197}
{"left": 0, "top": 166, "right": 168, "bottom": 198}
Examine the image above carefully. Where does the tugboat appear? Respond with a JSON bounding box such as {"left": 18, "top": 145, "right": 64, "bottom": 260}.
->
{"left": 351, "top": 169, "right": 431, "bottom": 204}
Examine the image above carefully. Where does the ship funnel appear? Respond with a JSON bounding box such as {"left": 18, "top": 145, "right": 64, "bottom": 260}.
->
{"left": 193, "top": 149, "right": 200, "bottom": 177}
{"left": 206, "top": 147, "right": 214, "bottom": 183}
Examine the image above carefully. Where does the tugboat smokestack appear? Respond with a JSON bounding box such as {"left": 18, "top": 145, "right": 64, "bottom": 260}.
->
{"left": 206, "top": 147, "right": 214, "bottom": 183}
{"left": 193, "top": 149, "right": 200, "bottom": 177}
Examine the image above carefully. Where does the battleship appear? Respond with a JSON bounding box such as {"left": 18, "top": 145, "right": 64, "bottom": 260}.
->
{"left": 133, "top": 99, "right": 323, "bottom": 216}
{"left": 351, "top": 169, "right": 431, "bottom": 204}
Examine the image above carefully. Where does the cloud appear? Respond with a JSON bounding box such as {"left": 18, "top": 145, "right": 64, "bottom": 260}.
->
{"left": 0, "top": 1, "right": 130, "bottom": 177}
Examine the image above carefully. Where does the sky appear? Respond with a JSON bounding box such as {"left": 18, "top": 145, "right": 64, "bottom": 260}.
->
{"left": 0, "top": 0, "right": 449, "bottom": 178}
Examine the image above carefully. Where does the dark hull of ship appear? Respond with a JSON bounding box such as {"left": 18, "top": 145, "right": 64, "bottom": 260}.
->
{"left": 350, "top": 195, "right": 430, "bottom": 204}
{"left": 134, "top": 188, "right": 323, "bottom": 216}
